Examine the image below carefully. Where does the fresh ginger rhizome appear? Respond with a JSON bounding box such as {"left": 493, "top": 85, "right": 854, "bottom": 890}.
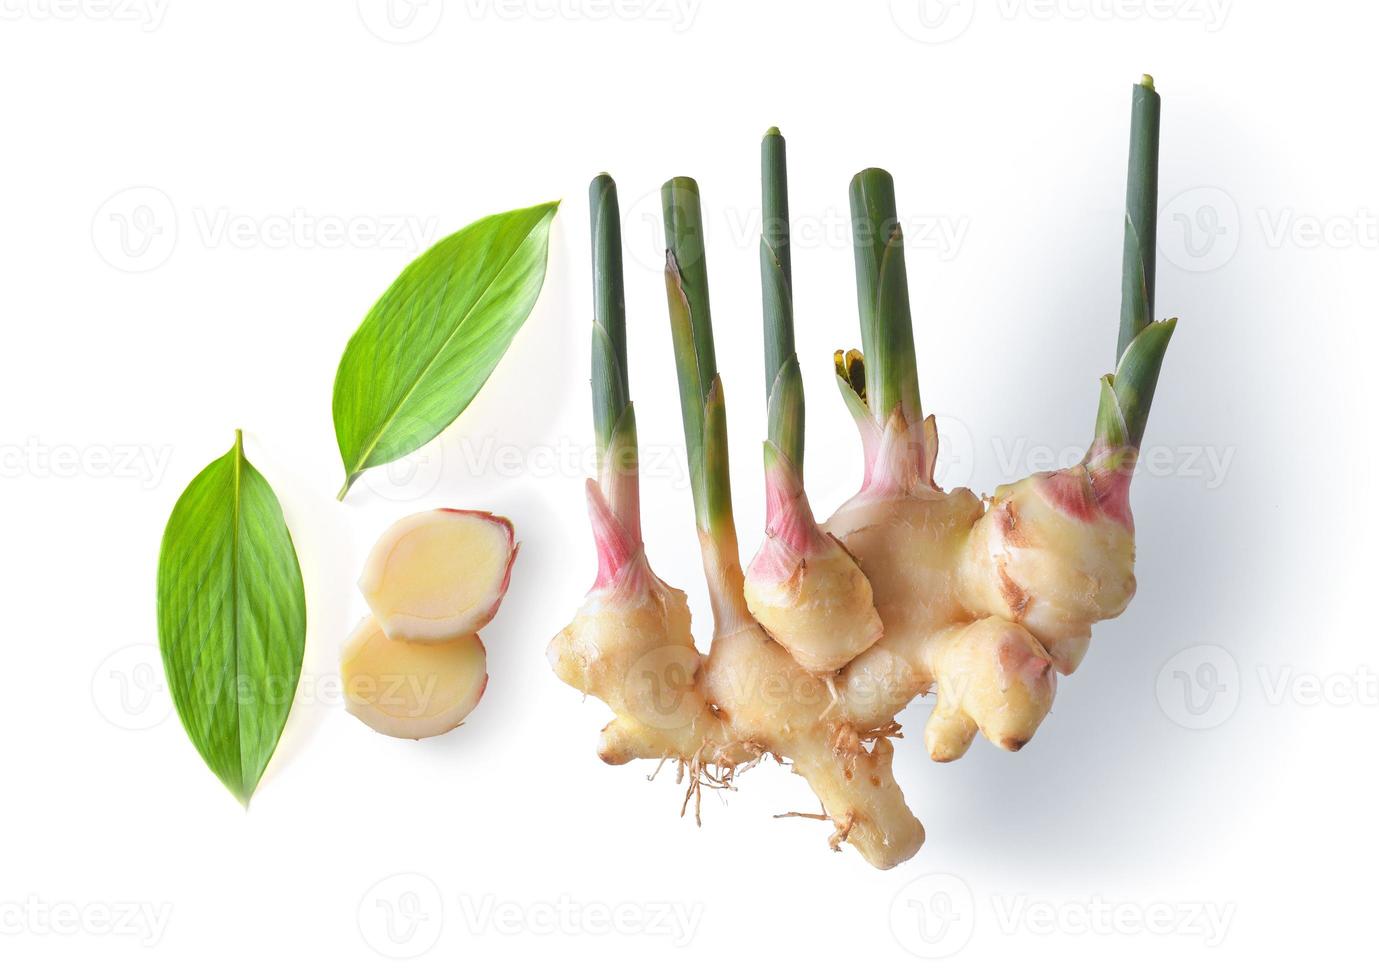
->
{"left": 549, "top": 80, "right": 1176, "bottom": 869}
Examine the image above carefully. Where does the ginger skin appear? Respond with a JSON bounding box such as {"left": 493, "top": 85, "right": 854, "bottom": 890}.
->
{"left": 548, "top": 488, "right": 926, "bottom": 868}
{"left": 548, "top": 414, "right": 1138, "bottom": 869}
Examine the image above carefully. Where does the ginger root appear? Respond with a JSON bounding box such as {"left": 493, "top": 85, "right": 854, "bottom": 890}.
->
{"left": 551, "top": 87, "right": 1176, "bottom": 868}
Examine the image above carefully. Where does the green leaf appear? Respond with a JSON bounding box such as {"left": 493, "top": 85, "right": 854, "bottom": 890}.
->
{"left": 1112, "top": 317, "right": 1177, "bottom": 447}
{"left": 1092, "top": 374, "right": 1129, "bottom": 448}
{"left": 332, "top": 201, "right": 559, "bottom": 499}
{"left": 848, "top": 169, "right": 921, "bottom": 426}
{"left": 701, "top": 375, "right": 735, "bottom": 534}
{"left": 664, "top": 251, "right": 709, "bottom": 527}
{"left": 157, "top": 431, "right": 306, "bottom": 805}
{"left": 589, "top": 175, "right": 629, "bottom": 456}
{"left": 766, "top": 355, "right": 804, "bottom": 468}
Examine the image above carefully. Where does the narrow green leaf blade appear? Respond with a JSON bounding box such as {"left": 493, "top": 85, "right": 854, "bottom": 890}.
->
{"left": 848, "top": 169, "right": 921, "bottom": 425}
{"left": 332, "top": 201, "right": 559, "bottom": 499}
{"left": 664, "top": 252, "right": 708, "bottom": 527}
{"left": 1092, "top": 374, "right": 1130, "bottom": 448}
{"left": 1112, "top": 316, "right": 1177, "bottom": 447}
{"left": 589, "top": 175, "right": 629, "bottom": 457}
{"left": 766, "top": 355, "right": 805, "bottom": 468}
{"left": 156, "top": 432, "right": 306, "bottom": 805}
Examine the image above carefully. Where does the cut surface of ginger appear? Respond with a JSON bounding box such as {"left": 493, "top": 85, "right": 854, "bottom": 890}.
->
{"left": 359, "top": 509, "right": 516, "bottom": 643}
{"left": 341, "top": 617, "right": 488, "bottom": 739}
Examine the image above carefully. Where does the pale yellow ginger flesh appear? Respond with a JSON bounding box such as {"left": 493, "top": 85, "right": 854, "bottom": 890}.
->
{"left": 342, "top": 617, "right": 488, "bottom": 739}
{"left": 550, "top": 442, "right": 1138, "bottom": 869}
{"left": 359, "top": 509, "right": 516, "bottom": 643}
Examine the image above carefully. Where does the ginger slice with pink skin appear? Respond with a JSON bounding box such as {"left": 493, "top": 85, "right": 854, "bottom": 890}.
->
{"left": 359, "top": 509, "right": 517, "bottom": 643}
{"left": 341, "top": 618, "right": 488, "bottom": 739}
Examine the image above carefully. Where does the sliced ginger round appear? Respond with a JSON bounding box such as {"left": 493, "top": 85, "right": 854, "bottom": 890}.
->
{"left": 359, "top": 509, "right": 517, "bottom": 643}
{"left": 341, "top": 617, "right": 488, "bottom": 739}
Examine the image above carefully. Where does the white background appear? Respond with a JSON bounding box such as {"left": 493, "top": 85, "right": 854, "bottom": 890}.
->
{"left": 3, "top": 0, "right": 1374, "bottom": 975}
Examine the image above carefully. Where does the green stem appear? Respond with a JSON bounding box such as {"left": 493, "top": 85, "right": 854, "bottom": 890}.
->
{"left": 661, "top": 177, "right": 733, "bottom": 537}
{"left": 849, "top": 168, "right": 921, "bottom": 427}
{"left": 760, "top": 127, "right": 804, "bottom": 467}
{"left": 586, "top": 174, "right": 641, "bottom": 535}
{"left": 761, "top": 130, "right": 794, "bottom": 393}
{"left": 1118, "top": 75, "right": 1161, "bottom": 360}
{"left": 590, "top": 173, "right": 629, "bottom": 456}
{"left": 1096, "top": 75, "right": 1174, "bottom": 455}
